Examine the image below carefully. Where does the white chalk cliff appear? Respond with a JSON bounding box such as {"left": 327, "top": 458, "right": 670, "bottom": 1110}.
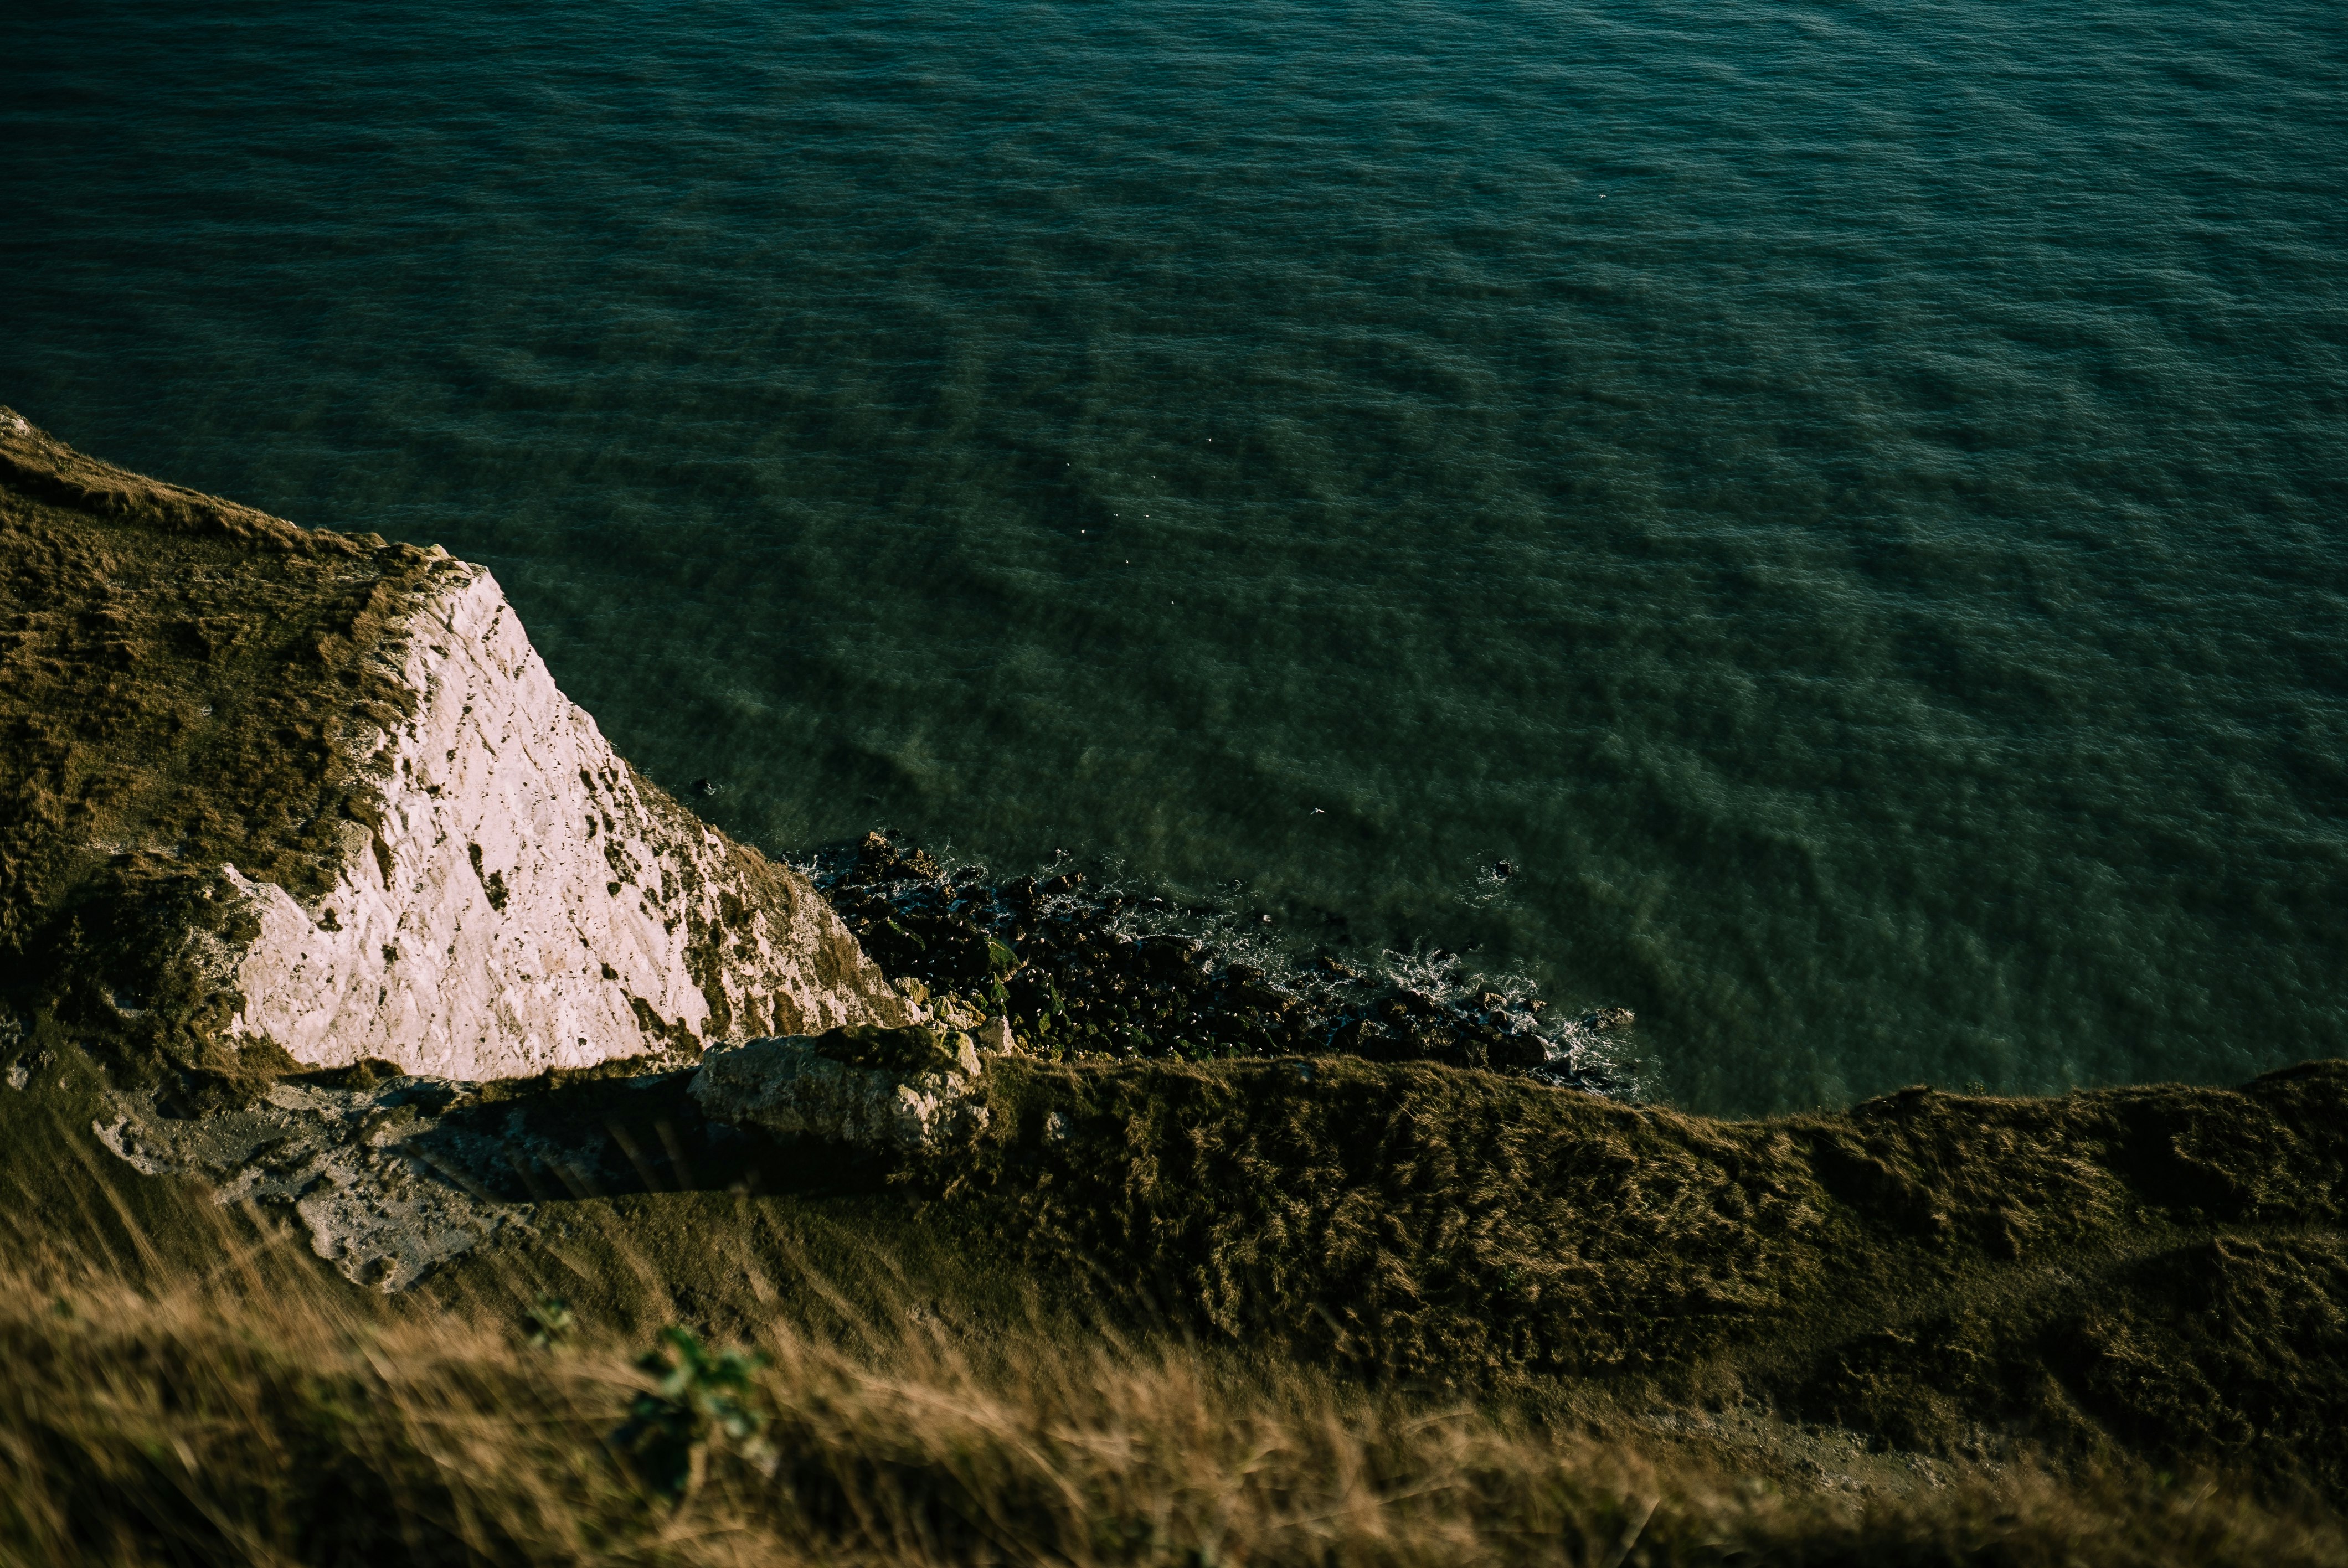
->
{"left": 210, "top": 563, "right": 909, "bottom": 1080}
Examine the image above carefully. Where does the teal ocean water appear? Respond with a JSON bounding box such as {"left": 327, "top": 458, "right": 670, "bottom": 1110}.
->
{"left": 4, "top": 2, "right": 2343, "bottom": 1112}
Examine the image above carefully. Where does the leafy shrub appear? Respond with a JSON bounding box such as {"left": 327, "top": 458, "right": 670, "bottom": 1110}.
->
{"left": 607, "top": 1326, "right": 776, "bottom": 1503}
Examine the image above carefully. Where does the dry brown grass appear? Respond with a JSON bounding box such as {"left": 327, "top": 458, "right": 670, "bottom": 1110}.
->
{"left": 1, "top": 1173, "right": 2342, "bottom": 1568}
{"left": 7, "top": 1026, "right": 2345, "bottom": 1564}
{"left": 953, "top": 1054, "right": 2348, "bottom": 1497}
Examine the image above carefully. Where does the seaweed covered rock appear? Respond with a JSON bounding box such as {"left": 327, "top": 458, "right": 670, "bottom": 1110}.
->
{"left": 693, "top": 1024, "right": 990, "bottom": 1152}
{"left": 800, "top": 828, "right": 1630, "bottom": 1092}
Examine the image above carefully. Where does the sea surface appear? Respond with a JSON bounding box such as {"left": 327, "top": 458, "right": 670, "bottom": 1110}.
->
{"left": 4, "top": 1, "right": 2344, "bottom": 1112}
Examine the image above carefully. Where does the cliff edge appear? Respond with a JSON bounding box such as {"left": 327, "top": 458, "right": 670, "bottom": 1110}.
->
{"left": 0, "top": 409, "right": 908, "bottom": 1082}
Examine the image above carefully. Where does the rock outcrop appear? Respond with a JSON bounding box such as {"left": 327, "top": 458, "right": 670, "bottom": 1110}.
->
{"left": 95, "top": 1070, "right": 534, "bottom": 1291}
{"left": 209, "top": 563, "right": 912, "bottom": 1080}
{"left": 0, "top": 409, "right": 909, "bottom": 1082}
{"left": 693, "top": 1025, "right": 991, "bottom": 1152}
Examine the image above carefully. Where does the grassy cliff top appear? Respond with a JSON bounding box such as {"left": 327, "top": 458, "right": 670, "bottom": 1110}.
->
{"left": 955, "top": 1053, "right": 2348, "bottom": 1497}
{"left": 0, "top": 409, "right": 456, "bottom": 1077}
{"left": 380, "top": 1048, "right": 2348, "bottom": 1507}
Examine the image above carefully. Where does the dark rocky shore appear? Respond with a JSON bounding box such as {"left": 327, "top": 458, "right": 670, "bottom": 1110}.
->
{"left": 800, "top": 829, "right": 1633, "bottom": 1096}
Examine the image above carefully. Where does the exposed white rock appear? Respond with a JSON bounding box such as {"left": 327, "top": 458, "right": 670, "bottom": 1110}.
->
{"left": 215, "top": 564, "right": 909, "bottom": 1081}
{"left": 693, "top": 1027, "right": 990, "bottom": 1152}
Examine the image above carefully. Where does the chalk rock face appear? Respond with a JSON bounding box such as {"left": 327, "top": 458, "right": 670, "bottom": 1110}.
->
{"left": 693, "top": 1025, "right": 990, "bottom": 1151}
{"left": 217, "top": 565, "right": 910, "bottom": 1080}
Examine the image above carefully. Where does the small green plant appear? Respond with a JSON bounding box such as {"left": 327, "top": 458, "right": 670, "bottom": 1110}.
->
{"left": 610, "top": 1327, "right": 777, "bottom": 1503}
{"left": 521, "top": 1294, "right": 574, "bottom": 1350}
